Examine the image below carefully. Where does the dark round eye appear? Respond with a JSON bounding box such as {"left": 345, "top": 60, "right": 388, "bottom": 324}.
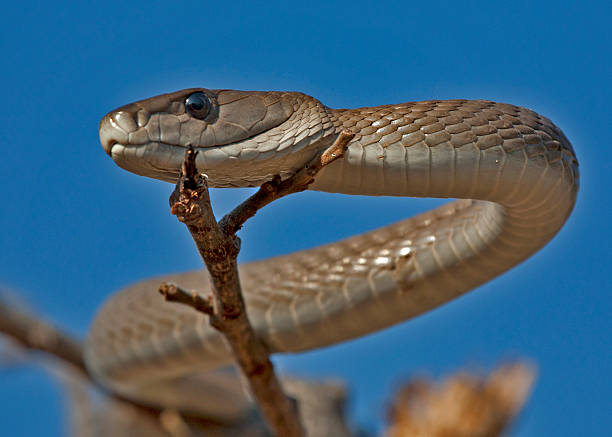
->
{"left": 185, "top": 92, "right": 211, "bottom": 120}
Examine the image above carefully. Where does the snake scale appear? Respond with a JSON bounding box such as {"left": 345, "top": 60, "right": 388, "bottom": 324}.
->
{"left": 90, "top": 88, "right": 578, "bottom": 420}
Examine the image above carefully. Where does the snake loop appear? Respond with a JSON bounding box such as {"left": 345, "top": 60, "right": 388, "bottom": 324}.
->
{"left": 89, "top": 88, "right": 578, "bottom": 420}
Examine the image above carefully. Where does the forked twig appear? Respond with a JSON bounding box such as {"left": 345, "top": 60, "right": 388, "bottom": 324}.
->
{"left": 220, "top": 130, "right": 354, "bottom": 235}
{"left": 159, "top": 130, "right": 354, "bottom": 437}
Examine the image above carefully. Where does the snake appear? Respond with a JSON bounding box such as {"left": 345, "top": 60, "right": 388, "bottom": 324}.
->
{"left": 89, "top": 88, "right": 579, "bottom": 421}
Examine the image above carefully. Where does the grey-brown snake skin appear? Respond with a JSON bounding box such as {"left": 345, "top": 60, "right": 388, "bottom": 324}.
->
{"left": 91, "top": 88, "right": 578, "bottom": 420}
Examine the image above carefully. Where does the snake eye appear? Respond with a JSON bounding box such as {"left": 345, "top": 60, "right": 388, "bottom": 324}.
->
{"left": 185, "top": 92, "right": 211, "bottom": 120}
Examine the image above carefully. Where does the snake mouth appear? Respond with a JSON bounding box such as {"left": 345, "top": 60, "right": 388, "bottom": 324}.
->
{"left": 106, "top": 141, "right": 186, "bottom": 182}
{"left": 99, "top": 108, "right": 188, "bottom": 181}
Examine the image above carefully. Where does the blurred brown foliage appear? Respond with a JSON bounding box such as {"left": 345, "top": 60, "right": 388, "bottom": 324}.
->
{"left": 386, "top": 363, "right": 535, "bottom": 437}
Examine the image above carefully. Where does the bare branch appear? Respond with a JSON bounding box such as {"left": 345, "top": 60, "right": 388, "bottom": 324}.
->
{"left": 159, "top": 283, "right": 215, "bottom": 319}
{"left": 163, "top": 131, "right": 354, "bottom": 437}
{"left": 0, "top": 298, "right": 86, "bottom": 374}
{"left": 0, "top": 295, "right": 177, "bottom": 427}
{"left": 219, "top": 130, "right": 354, "bottom": 235}
{"left": 167, "top": 150, "right": 299, "bottom": 436}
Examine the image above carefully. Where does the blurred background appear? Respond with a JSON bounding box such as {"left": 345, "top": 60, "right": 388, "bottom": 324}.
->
{"left": 0, "top": 1, "right": 610, "bottom": 435}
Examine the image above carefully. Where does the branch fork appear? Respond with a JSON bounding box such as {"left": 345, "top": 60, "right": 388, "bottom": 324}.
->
{"left": 158, "top": 130, "right": 354, "bottom": 437}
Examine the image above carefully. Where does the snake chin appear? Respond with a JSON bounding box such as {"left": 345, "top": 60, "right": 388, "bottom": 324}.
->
{"left": 108, "top": 140, "right": 299, "bottom": 188}
{"left": 108, "top": 142, "right": 186, "bottom": 183}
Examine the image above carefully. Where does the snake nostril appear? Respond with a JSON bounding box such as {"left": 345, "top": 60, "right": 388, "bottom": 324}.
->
{"left": 136, "top": 109, "right": 150, "bottom": 128}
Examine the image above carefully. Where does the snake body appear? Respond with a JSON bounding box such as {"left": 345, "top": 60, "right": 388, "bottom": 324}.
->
{"left": 90, "top": 88, "right": 578, "bottom": 419}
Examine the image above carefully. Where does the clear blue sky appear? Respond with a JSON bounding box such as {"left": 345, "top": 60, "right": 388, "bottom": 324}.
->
{"left": 1, "top": 1, "right": 610, "bottom": 435}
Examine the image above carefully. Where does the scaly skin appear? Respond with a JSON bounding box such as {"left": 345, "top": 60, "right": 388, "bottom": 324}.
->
{"left": 89, "top": 89, "right": 578, "bottom": 419}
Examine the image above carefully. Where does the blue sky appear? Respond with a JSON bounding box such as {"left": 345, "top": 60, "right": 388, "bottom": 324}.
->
{"left": 1, "top": 1, "right": 610, "bottom": 435}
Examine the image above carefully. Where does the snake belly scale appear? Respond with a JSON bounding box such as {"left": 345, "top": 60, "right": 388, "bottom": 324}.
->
{"left": 89, "top": 88, "right": 578, "bottom": 419}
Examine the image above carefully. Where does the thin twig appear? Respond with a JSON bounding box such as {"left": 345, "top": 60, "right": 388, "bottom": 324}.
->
{"left": 160, "top": 130, "right": 353, "bottom": 437}
{"left": 220, "top": 129, "right": 354, "bottom": 235}
{"left": 159, "top": 283, "right": 215, "bottom": 320}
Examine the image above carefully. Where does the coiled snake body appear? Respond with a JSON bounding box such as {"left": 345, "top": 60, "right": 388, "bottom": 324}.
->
{"left": 91, "top": 88, "right": 578, "bottom": 420}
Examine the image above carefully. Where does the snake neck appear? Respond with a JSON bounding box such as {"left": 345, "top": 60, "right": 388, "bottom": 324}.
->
{"left": 315, "top": 100, "right": 578, "bottom": 200}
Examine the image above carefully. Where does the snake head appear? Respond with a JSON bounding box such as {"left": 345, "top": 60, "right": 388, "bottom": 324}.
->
{"left": 99, "top": 88, "right": 333, "bottom": 187}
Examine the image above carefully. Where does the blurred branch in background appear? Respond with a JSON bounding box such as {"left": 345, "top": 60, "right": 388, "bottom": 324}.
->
{"left": 0, "top": 291, "right": 85, "bottom": 374}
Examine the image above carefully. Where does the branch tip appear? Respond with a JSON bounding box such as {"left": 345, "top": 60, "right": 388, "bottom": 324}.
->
{"left": 320, "top": 130, "right": 354, "bottom": 167}
{"left": 218, "top": 130, "right": 355, "bottom": 237}
{"left": 158, "top": 283, "right": 214, "bottom": 316}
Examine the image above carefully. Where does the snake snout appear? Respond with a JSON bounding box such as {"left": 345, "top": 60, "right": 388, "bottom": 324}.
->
{"left": 99, "top": 115, "right": 122, "bottom": 156}
{"left": 99, "top": 106, "right": 140, "bottom": 156}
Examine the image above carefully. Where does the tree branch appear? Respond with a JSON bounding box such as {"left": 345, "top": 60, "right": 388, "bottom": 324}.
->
{"left": 0, "top": 295, "right": 175, "bottom": 425}
{"left": 219, "top": 130, "right": 354, "bottom": 235}
{"left": 0, "top": 298, "right": 86, "bottom": 374}
{"left": 159, "top": 283, "right": 215, "bottom": 320}
{"left": 159, "top": 130, "right": 353, "bottom": 437}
